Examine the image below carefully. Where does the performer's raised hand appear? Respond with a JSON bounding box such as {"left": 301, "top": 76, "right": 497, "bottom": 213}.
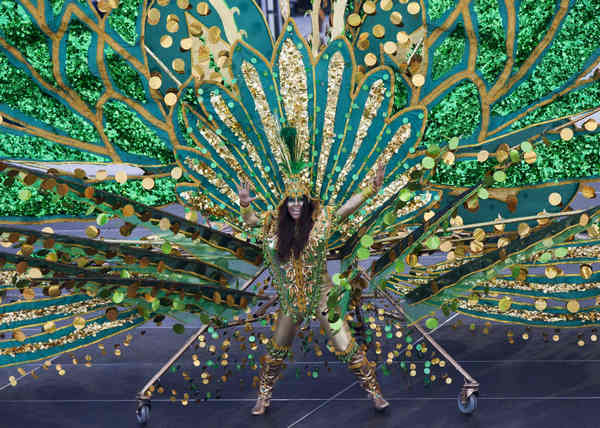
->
{"left": 235, "top": 180, "right": 258, "bottom": 207}
{"left": 373, "top": 161, "right": 386, "bottom": 190}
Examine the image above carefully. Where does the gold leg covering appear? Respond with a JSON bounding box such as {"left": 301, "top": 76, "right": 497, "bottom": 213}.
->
{"left": 347, "top": 350, "right": 390, "bottom": 410}
{"left": 347, "top": 349, "right": 381, "bottom": 396}
{"left": 257, "top": 353, "right": 286, "bottom": 401}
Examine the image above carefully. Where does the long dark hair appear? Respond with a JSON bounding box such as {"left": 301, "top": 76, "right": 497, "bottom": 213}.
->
{"left": 276, "top": 195, "right": 316, "bottom": 262}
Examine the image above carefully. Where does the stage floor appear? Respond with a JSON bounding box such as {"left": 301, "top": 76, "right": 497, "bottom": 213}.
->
{"left": 1, "top": 312, "right": 600, "bottom": 428}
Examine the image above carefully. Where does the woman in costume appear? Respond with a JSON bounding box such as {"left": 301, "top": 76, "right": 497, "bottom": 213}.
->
{"left": 236, "top": 128, "right": 390, "bottom": 415}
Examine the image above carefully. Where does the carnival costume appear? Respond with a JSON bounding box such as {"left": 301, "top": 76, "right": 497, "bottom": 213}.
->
{"left": 237, "top": 127, "right": 388, "bottom": 413}
{"left": 0, "top": 0, "right": 598, "bottom": 422}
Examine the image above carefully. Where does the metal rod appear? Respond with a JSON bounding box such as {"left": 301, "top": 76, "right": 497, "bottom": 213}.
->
{"left": 137, "top": 266, "right": 266, "bottom": 398}
{"left": 376, "top": 288, "right": 477, "bottom": 384}
{"left": 355, "top": 264, "right": 477, "bottom": 385}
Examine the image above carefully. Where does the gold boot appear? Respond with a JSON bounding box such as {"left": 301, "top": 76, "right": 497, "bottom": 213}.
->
{"left": 252, "top": 354, "right": 286, "bottom": 415}
{"left": 347, "top": 350, "right": 390, "bottom": 411}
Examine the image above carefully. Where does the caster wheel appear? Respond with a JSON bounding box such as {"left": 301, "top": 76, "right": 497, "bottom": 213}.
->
{"left": 457, "top": 393, "right": 477, "bottom": 415}
{"left": 136, "top": 404, "right": 151, "bottom": 425}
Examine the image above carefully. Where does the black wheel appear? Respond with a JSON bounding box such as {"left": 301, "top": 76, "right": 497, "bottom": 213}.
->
{"left": 136, "top": 404, "right": 151, "bottom": 425}
{"left": 457, "top": 393, "right": 477, "bottom": 415}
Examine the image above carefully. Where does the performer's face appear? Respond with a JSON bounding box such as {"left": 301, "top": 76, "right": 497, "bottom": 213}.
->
{"left": 287, "top": 197, "right": 304, "bottom": 221}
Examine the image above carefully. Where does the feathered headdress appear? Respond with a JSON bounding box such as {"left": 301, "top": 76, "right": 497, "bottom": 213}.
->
{"left": 279, "top": 127, "right": 312, "bottom": 200}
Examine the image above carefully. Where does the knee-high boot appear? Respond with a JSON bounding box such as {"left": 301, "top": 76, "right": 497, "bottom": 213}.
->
{"left": 347, "top": 349, "right": 390, "bottom": 411}
{"left": 252, "top": 353, "right": 286, "bottom": 415}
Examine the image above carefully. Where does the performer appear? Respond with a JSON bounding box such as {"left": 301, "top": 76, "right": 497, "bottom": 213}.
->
{"left": 236, "top": 128, "right": 389, "bottom": 415}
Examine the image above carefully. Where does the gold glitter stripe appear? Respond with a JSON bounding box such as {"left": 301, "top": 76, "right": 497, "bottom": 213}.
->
{"left": 183, "top": 154, "right": 237, "bottom": 212}
{"left": 316, "top": 51, "right": 345, "bottom": 192}
{"left": 278, "top": 39, "right": 310, "bottom": 165}
{"left": 241, "top": 61, "right": 287, "bottom": 181}
{"left": 210, "top": 94, "right": 278, "bottom": 205}
{"left": 328, "top": 79, "right": 387, "bottom": 199}
{"left": 344, "top": 123, "right": 412, "bottom": 202}
{"left": 0, "top": 297, "right": 111, "bottom": 331}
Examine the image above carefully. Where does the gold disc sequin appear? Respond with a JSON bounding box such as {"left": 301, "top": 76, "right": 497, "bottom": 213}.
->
{"left": 115, "top": 170, "right": 128, "bottom": 184}
{"left": 440, "top": 240, "right": 453, "bottom": 252}
{"left": 534, "top": 299, "right": 547, "bottom": 311}
{"left": 567, "top": 300, "right": 580, "bottom": 313}
{"left": 524, "top": 151, "right": 537, "bottom": 164}
{"left": 73, "top": 316, "right": 86, "bottom": 330}
{"left": 197, "top": 1, "right": 210, "bottom": 14}
{"left": 423, "top": 210, "right": 435, "bottom": 221}
{"left": 584, "top": 119, "right": 598, "bottom": 132}
{"left": 380, "top": 0, "right": 393, "bottom": 10}
{"left": 23, "top": 287, "right": 35, "bottom": 300}
{"left": 473, "top": 228, "right": 485, "bottom": 241}
{"left": 171, "top": 166, "right": 183, "bottom": 179}
{"left": 13, "top": 330, "right": 26, "bottom": 342}
{"left": 362, "top": 1, "right": 376, "bottom": 14}
{"left": 548, "top": 192, "right": 561, "bottom": 206}
{"left": 176, "top": 0, "right": 189, "bottom": 9}
{"left": 85, "top": 225, "right": 99, "bottom": 238}
{"left": 469, "top": 240, "right": 483, "bottom": 253}
{"left": 383, "top": 41, "right": 397, "bottom": 55}
{"left": 357, "top": 36, "right": 370, "bottom": 51}
{"left": 390, "top": 11, "right": 403, "bottom": 25}
{"left": 347, "top": 13, "right": 361, "bottom": 27}
{"left": 497, "top": 237, "right": 510, "bottom": 248}
{"left": 159, "top": 217, "right": 171, "bottom": 230}
{"left": 581, "top": 184, "right": 596, "bottom": 199}
{"left": 164, "top": 92, "right": 178, "bottom": 106}
{"left": 580, "top": 264, "right": 593, "bottom": 279}
{"left": 407, "top": 1, "right": 420, "bottom": 14}
{"left": 172, "top": 58, "right": 185, "bottom": 73}
{"left": 147, "top": 8, "right": 160, "bottom": 25}
{"left": 180, "top": 37, "right": 193, "bottom": 51}
{"left": 442, "top": 151, "right": 455, "bottom": 165}
{"left": 142, "top": 177, "right": 155, "bottom": 190}
{"left": 411, "top": 73, "right": 425, "bottom": 87}
{"left": 476, "top": 150, "right": 489, "bottom": 162}
{"left": 364, "top": 53, "right": 377, "bottom": 67}
{"left": 96, "top": 170, "right": 108, "bottom": 180}
{"left": 517, "top": 222, "right": 530, "bottom": 237}
{"left": 166, "top": 14, "right": 179, "bottom": 33}
{"left": 498, "top": 296, "right": 512, "bottom": 312}
{"left": 160, "top": 35, "right": 173, "bottom": 48}
{"left": 560, "top": 127, "right": 573, "bottom": 141}
{"left": 372, "top": 24, "right": 385, "bottom": 38}
{"left": 396, "top": 31, "right": 409, "bottom": 45}
{"left": 27, "top": 268, "right": 42, "bottom": 279}
{"left": 149, "top": 76, "right": 162, "bottom": 90}
{"left": 122, "top": 204, "right": 135, "bottom": 217}
{"left": 544, "top": 266, "right": 559, "bottom": 279}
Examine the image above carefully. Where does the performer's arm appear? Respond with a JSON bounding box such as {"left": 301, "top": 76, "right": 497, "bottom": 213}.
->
{"left": 235, "top": 180, "right": 262, "bottom": 227}
{"left": 335, "top": 161, "right": 385, "bottom": 220}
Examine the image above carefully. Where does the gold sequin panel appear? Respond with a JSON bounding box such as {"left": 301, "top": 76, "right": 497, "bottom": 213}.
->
{"left": 0, "top": 297, "right": 111, "bottom": 331}
{"left": 277, "top": 39, "right": 311, "bottom": 169}
{"left": 316, "top": 51, "right": 346, "bottom": 193}
{"left": 0, "top": 314, "right": 138, "bottom": 357}
{"left": 209, "top": 93, "right": 280, "bottom": 203}
{"left": 182, "top": 152, "right": 238, "bottom": 212}
{"left": 327, "top": 78, "right": 387, "bottom": 200}
{"left": 458, "top": 300, "right": 600, "bottom": 324}
{"left": 339, "top": 123, "right": 412, "bottom": 204}
{"left": 241, "top": 61, "right": 287, "bottom": 186}
{"left": 335, "top": 166, "right": 432, "bottom": 240}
